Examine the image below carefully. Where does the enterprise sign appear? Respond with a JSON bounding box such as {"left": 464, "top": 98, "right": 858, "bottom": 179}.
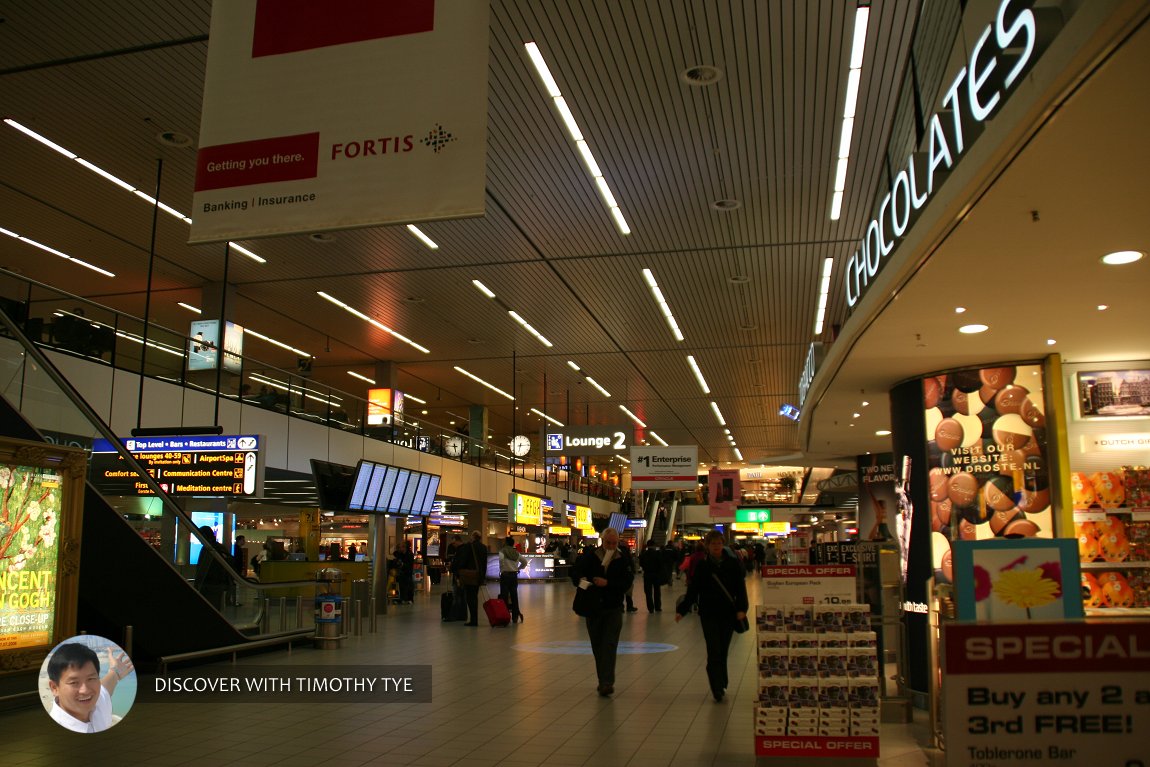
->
{"left": 91, "top": 435, "right": 262, "bottom": 497}
{"left": 630, "top": 445, "right": 699, "bottom": 490}
{"left": 845, "top": 0, "right": 1058, "bottom": 310}
{"left": 544, "top": 425, "right": 630, "bottom": 455}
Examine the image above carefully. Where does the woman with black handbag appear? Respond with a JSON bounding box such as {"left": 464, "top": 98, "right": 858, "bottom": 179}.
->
{"left": 674, "top": 530, "right": 749, "bottom": 702}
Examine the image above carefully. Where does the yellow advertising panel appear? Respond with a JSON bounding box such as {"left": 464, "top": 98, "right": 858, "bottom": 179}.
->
{"left": 367, "top": 388, "right": 393, "bottom": 425}
{"left": 548, "top": 525, "right": 572, "bottom": 535}
{"left": 512, "top": 492, "right": 542, "bottom": 525}
{"left": 762, "top": 521, "right": 792, "bottom": 535}
{"left": 575, "top": 504, "right": 592, "bottom": 532}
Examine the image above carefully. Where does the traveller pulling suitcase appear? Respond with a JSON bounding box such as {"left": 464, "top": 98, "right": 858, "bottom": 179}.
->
{"left": 481, "top": 585, "right": 511, "bottom": 627}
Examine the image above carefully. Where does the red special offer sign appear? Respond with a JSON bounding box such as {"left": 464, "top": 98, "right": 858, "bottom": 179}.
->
{"left": 943, "top": 621, "right": 1150, "bottom": 767}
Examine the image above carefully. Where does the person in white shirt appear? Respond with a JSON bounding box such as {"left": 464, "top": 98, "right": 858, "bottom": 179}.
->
{"left": 47, "top": 643, "right": 133, "bottom": 733}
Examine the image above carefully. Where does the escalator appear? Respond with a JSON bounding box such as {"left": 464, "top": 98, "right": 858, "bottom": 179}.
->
{"left": 0, "top": 307, "right": 312, "bottom": 667}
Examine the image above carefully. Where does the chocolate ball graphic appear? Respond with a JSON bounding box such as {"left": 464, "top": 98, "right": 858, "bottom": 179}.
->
{"left": 952, "top": 370, "right": 982, "bottom": 393}
{"left": 935, "top": 418, "right": 963, "bottom": 451}
{"left": 978, "top": 384, "right": 999, "bottom": 405}
{"left": 1020, "top": 396, "right": 1046, "bottom": 428}
{"left": 983, "top": 475, "right": 1017, "bottom": 511}
{"left": 989, "top": 507, "right": 1021, "bottom": 535}
{"left": 940, "top": 548, "right": 953, "bottom": 583}
{"left": 993, "top": 413, "right": 1033, "bottom": 451}
{"left": 959, "top": 518, "right": 978, "bottom": 540}
{"left": 1003, "top": 518, "right": 1040, "bottom": 538}
{"left": 948, "top": 472, "right": 979, "bottom": 508}
{"left": 998, "top": 448, "right": 1028, "bottom": 476}
{"left": 1017, "top": 487, "right": 1050, "bottom": 514}
{"left": 951, "top": 388, "right": 986, "bottom": 416}
{"left": 929, "top": 469, "right": 949, "bottom": 501}
{"left": 979, "top": 366, "right": 1016, "bottom": 390}
{"left": 994, "top": 385, "right": 1030, "bottom": 415}
{"left": 952, "top": 413, "right": 983, "bottom": 448}
{"left": 924, "top": 376, "right": 943, "bottom": 409}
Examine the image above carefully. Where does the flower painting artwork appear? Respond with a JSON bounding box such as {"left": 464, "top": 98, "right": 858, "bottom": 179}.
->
{"left": 0, "top": 462, "right": 64, "bottom": 649}
{"left": 955, "top": 539, "right": 1082, "bottom": 622}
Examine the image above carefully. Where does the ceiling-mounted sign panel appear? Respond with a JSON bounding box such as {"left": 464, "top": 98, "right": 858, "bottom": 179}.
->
{"left": 90, "top": 435, "right": 263, "bottom": 497}
{"left": 190, "top": 0, "right": 489, "bottom": 243}
{"left": 630, "top": 446, "right": 698, "bottom": 490}
{"left": 844, "top": 0, "right": 1061, "bottom": 311}
{"left": 544, "top": 425, "right": 631, "bottom": 456}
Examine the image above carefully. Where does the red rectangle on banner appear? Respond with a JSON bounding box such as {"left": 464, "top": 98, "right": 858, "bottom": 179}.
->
{"left": 945, "top": 621, "right": 1150, "bottom": 675}
{"left": 194, "top": 133, "right": 320, "bottom": 192}
{"left": 252, "top": 0, "right": 436, "bottom": 57}
{"left": 755, "top": 736, "right": 878, "bottom": 758}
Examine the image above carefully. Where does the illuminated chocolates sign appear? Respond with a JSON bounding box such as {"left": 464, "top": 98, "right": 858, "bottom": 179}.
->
{"left": 844, "top": 0, "right": 1060, "bottom": 310}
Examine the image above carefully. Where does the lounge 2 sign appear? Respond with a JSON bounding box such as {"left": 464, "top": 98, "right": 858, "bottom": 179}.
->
{"left": 845, "top": 0, "right": 1059, "bottom": 310}
{"left": 544, "top": 425, "right": 630, "bottom": 455}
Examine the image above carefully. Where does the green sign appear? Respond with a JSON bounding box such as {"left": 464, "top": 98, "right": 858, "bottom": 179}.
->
{"left": 736, "top": 508, "right": 772, "bottom": 523}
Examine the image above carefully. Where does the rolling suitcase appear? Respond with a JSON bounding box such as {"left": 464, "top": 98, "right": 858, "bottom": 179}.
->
{"left": 482, "top": 587, "right": 511, "bottom": 627}
{"left": 441, "top": 591, "right": 460, "bottom": 621}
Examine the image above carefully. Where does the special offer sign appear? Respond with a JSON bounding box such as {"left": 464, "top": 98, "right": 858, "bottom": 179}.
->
{"left": 943, "top": 621, "right": 1150, "bottom": 766}
{"left": 191, "top": 0, "right": 488, "bottom": 243}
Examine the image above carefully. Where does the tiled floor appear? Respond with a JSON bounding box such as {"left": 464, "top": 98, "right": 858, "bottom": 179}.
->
{"left": 5, "top": 576, "right": 944, "bottom": 766}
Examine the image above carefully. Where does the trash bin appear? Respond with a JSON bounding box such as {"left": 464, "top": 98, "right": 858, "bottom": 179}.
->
{"left": 314, "top": 567, "right": 344, "bottom": 649}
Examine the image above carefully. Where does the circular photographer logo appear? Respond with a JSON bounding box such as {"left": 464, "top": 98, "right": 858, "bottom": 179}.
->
{"left": 39, "top": 635, "right": 136, "bottom": 733}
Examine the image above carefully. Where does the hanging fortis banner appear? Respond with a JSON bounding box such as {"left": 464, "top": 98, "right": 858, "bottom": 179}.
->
{"left": 190, "top": 0, "right": 488, "bottom": 244}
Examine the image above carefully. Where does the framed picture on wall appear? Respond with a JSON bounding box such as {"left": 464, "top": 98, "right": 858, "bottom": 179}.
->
{"left": 1076, "top": 369, "right": 1150, "bottom": 418}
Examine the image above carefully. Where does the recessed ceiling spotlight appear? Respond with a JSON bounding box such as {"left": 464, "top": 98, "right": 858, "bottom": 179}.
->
{"left": 1100, "top": 250, "right": 1144, "bottom": 265}
{"left": 467, "top": 337, "right": 484, "bottom": 345}
{"left": 861, "top": 401, "right": 869, "bottom": 407}
{"left": 402, "top": 296, "right": 425, "bottom": 304}
{"left": 875, "top": 429, "right": 892, "bottom": 436}
{"left": 680, "top": 64, "right": 723, "bottom": 86}
{"left": 711, "top": 198, "right": 741, "bottom": 211}
{"left": 728, "top": 275, "right": 751, "bottom": 285}
{"left": 954, "top": 306, "right": 966, "bottom": 313}
{"left": 1046, "top": 338, "right": 1056, "bottom": 345}
{"left": 1097, "top": 304, "right": 1108, "bottom": 311}
{"left": 852, "top": 413, "right": 861, "bottom": 418}
{"left": 309, "top": 232, "right": 335, "bottom": 243}
{"left": 959, "top": 324, "right": 989, "bottom": 334}
{"left": 740, "top": 323, "right": 757, "bottom": 331}
{"left": 156, "top": 130, "right": 192, "bottom": 148}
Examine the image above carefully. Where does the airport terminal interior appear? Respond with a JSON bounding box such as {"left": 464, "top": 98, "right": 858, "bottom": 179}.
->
{"left": 2, "top": 1, "right": 1149, "bottom": 766}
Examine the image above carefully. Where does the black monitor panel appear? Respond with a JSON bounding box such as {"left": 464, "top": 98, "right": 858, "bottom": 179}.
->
{"left": 373, "top": 464, "right": 400, "bottom": 513}
{"left": 362, "top": 462, "right": 388, "bottom": 511}
{"left": 418, "top": 474, "right": 441, "bottom": 515}
{"left": 385, "top": 468, "right": 411, "bottom": 513}
{"left": 311, "top": 459, "right": 355, "bottom": 512}
{"left": 345, "top": 461, "right": 373, "bottom": 511}
{"left": 399, "top": 470, "right": 422, "bottom": 514}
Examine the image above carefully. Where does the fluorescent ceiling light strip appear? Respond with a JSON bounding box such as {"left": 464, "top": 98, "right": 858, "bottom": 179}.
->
{"left": 177, "top": 302, "right": 202, "bottom": 314}
{"left": 686, "top": 355, "right": 711, "bottom": 394}
{"left": 404, "top": 393, "right": 426, "bottom": 404}
{"left": 454, "top": 366, "right": 514, "bottom": 400}
{"left": 584, "top": 376, "right": 611, "bottom": 398}
{"left": 5, "top": 120, "right": 206, "bottom": 234}
{"left": 9, "top": 228, "right": 116, "bottom": 277}
{"left": 132, "top": 190, "right": 188, "bottom": 222}
{"left": 5, "top": 119, "right": 77, "bottom": 158}
{"left": 618, "top": 405, "right": 646, "bottom": 428}
{"left": 734, "top": 448, "right": 744, "bottom": 461}
{"left": 530, "top": 408, "right": 564, "bottom": 427}
{"left": 244, "top": 327, "right": 310, "bottom": 357}
{"left": 508, "top": 310, "right": 553, "bottom": 347}
{"left": 406, "top": 224, "right": 439, "bottom": 249}
{"left": 813, "top": 257, "right": 834, "bottom": 335}
{"left": 641, "top": 268, "right": 684, "bottom": 341}
{"left": 566, "top": 360, "right": 581, "bottom": 371}
{"left": 524, "top": 42, "right": 630, "bottom": 237}
{"left": 228, "top": 242, "right": 266, "bottom": 264}
{"left": 828, "top": 6, "right": 869, "bottom": 221}
{"left": 316, "top": 291, "right": 430, "bottom": 354}
{"left": 649, "top": 431, "right": 668, "bottom": 447}
{"left": 347, "top": 371, "right": 376, "bottom": 385}
{"left": 77, "top": 159, "right": 135, "bottom": 192}
{"left": 616, "top": 456, "right": 630, "bottom": 463}
{"left": 710, "top": 401, "right": 727, "bottom": 426}
{"left": 472, "top": 280, "right": 496, "bottom": 298}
